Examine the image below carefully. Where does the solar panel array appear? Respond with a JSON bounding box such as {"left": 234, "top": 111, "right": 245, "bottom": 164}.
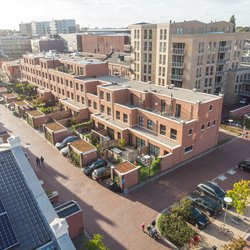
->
{"left": 0, "top": 150, "right": 52, "bottom": 250}
{"left": 0, "top": 199, "right": 19, "bottom": 250}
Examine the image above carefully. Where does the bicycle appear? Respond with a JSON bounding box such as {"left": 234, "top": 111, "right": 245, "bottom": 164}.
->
{"left": 217, "top": 224, "right": 234, "bottom": 240}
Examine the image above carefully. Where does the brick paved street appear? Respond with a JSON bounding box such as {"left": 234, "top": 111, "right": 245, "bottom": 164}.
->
{"left": 0, "top": 104, "right": 249, "bottom": 250}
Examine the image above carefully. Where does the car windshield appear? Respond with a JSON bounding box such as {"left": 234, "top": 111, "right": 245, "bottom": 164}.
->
{"left": 191, "top": 207, "right": 201, "bottom": 218}
{"left": 85, "top": 163, "right": 95, "bottom": 170}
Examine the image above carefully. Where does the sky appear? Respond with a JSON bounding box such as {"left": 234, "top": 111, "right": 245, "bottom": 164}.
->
{"left": 1, "top": 0, "right": 249, "bottom": 30}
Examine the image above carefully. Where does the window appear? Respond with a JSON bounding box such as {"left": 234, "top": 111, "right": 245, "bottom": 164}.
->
{"left": 184, "top": 145, "right": 193, "bottom": 153}
{"left": 93, "top": 102, "right": 97, "bottom": 109}
{"left": 136, "top": 137, "right": 146, "bottom": 148}
{"left": 149, "top": 143, "right": 160, "bottom": 157}
{"left": 117, "top": 132, "right": 121, "bottom": 139}
{"left": 207, "top": 122, "right": 211, "bottom": 128}
{"left": 212, "top": 120, "right": 216, "bottom": 126}
{"left": 201, "top": 124, "right": 205, "bottom": 130}
{"left": 80, "top": 84, "right": 84, "bottom": 92}
{"left": 107, "top": 107, "right": 111, "bottom": 116}
{"left": 101, "top": 105, "right": 104, "bottom": 113}
{"left": 175, "top": 104, "right": 181, "bottom": 118}
{"left": 160, "top": 125, "right": 166, "bottom": 135}
{"left": 81, "top": 97, "right": 85, "bottom": 104}
{"left": 170, "top": 129, "right": 177, "bottom": 140}
{"left": 70, "top": 81, "right": 73, "bottom": 88}
{"left": 209, "top": 104, "right": 213, "bottom": 111}
{"left": 188, "top": 129, "right": 192, "bottom": 135}
{"left": 100, "top": 91, "right": 104, "bottom": 99}
{"left": 76, "top": 82, "right": 79, "bottom": 90}
{"left": 149, "top": 29, "right": 152, "bottom": 39}
{"left": 148, "top": 42, "right": 152, "bottom": 51}
{"left": 144, "top": 41, "right": 147, "bottom": 51}
{"left": 123, "top": 114, "right": 128, "bottom": 123}
{"left": 143, "top": 30, "right": 147, "bottom": 39}
{"left": 147, "top": 119, "right": 153, "bottom": 130}
{"left": 116, "top": 111, "right": 120, "bottom": 120}
{"left": 88, "top": 100, "right": 92, "bottom": 107}
{"left": 107, "top": 93, "right": 111, "bottom": 102}
{"left": 139, "top": 116, "right": 144, "bottom": 126}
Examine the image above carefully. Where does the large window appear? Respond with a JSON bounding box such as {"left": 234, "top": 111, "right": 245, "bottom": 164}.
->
{"left": 147, "top": 119, "right": 153, "bottom": 130}
{"left": 100, "top": 91, "right": 104, "bottom": 99}
{"left": 139, "top": 116, "right": 144, "bottom": 126}
{"left": 101, "top": 105, "right": 104, "bottom": 113}
{"left": 160, "top": 125, "right": 166, "bottom": 135}
{"left": 184, "top": 145, "right": 193, "bottom": 153}
{"left": 149, "top": 143, "right": 160, "bottom": 157}
{"left": 123, "top": 114, "right": 128, "bottom": 123}
{"left": 136, "top": 137, "right": 146, "bottom": 148}
{"left": 106, "top": 93, "right": 111, "bottom": 102}
{"left": 116, "top": 111, "right": 120, "bottom": 120}
{"left": 107, "top": 107, "right": 111, "bottom": 116}
{"left": 175, "top": 104, "right": 181, "bottom": 118}
{"left": 170, "top": 128, "right": 177, "bottom": 140}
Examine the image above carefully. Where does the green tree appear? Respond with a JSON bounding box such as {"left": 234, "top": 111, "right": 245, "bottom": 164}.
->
{"left": 84, "top": 234, "right": 110, "bottom": 250}
{"left": 223, "top": 236, "right": 247, "bottom": 250}
{"left": 172, "top": 198, "right": 193, "bottom": 219}
{"left": 229, "top": 15, "right": 236, "bottom": 32}
{"left": 227, "top": 180, "right": 250, "bottom": 216}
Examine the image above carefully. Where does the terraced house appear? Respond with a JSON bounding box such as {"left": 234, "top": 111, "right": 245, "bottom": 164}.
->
{"left": 20, "top": 53, "right": 223, "bottom": 171}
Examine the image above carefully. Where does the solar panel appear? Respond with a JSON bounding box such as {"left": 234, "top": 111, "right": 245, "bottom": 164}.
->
{"left": 0, "top": 213, "right": 19, "bottom": 250}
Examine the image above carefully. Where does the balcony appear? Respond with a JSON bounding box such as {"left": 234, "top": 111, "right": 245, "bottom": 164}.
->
{"left": 171, "top": 48, "right": 185, "bottom": 55}
{"left": 170, "top": 62, "right": 184, "bottom": 68}
{"left": 218, "top": 46, "right": 229, "bottom": 53}
{"left": 170, "top": 74, "right": 183, "bottom": 81}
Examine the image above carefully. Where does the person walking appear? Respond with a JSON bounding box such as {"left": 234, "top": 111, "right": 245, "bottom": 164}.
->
{"left": 40, "top": 156, "right": 44, "bottom": 167}
{"left": 36, "top": 157, "right": 41, "bottom": 168}
{"left": 140, "top": 223, "right": 145, "bottom": 233}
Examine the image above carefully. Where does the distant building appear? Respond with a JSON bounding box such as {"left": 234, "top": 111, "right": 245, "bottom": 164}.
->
{"left": 19, "top": 22, "right": 32, "bottom": 36}
{"left": 0, "top": 136, "right": 75, "bottom": 250}
{"left": 81, "top": 34, "right": 130, "bottom": 55}
{"left": 0, "top": 36, "right": 32, "bottom": 59}
{"left": 84, "top": 28, "right": 130, "bottom": 35}
{"left": 50, "top": 19, "right": 77, "bottom": 36}
{"left": 31, "top": 38, "right": 65, "bottom": 53}
{"left": 31, "top": 21, "right": 50, "bottom": 37}
{"left": 58, "top": 33, "right": 79, "bottom": 52}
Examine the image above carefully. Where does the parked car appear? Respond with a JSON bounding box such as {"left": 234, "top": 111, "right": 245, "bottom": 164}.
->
{"left": 238, "top": 160, "right": 250, "bottom": 172}
{"left": 197, "top": 181, "right": 227, "bottom": 207}
{"left": 186, "top": 192, "right": 223, "bottom": 217}
{"left": 185, "top": 206, "right": 210, "bottom": 229}
{"left": 82, "top": 159, "right": 107, "bottom": 176}
{"left": 92, "top": 167, "right": 111, "bottom": 181}
{"left": 55, "top": 135, "right": 78, "bottom": 150}
{"left": 60, "top": 146, "right": 69, "bottom": 157}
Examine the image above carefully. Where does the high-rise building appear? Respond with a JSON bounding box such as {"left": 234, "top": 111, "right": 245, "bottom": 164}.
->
{"left": 31, "top": 21, "right": 50, "bottom": 37}
{"left": 129, "top": 20, "right": 250, "bottom": 94}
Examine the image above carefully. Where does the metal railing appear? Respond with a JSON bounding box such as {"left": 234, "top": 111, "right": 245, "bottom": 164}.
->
{"left": 171, "top": 48, "right": 185, "bottom": 55}
{"left": 170, "top": 74, "right": 183, "bottom": 81}
{"left": 170, "top": 62, "right": 184, "bottom": 68}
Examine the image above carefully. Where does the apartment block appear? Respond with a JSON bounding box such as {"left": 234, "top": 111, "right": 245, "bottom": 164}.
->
{"left": 129, "top": 21, "right": 250, "bottom": 95}
{"left": 50, "top": 19, "right": 77, "bottom": 36}
{"left": 20, "top": 54, "right": 223, "bottom": 171}
{"left": 31, "top": 38, "right": 65, "bottom": 53}
{"left": 0, "top": 36, "right": 32, "bottom": 59}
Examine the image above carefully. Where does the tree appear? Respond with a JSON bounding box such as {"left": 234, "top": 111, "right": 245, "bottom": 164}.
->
{"left": 171, "top": 198, "right": 193, "bottom": 219}
{"left": 223, "top": 237, "right": 247, "bottom": 250}
{"left": 227, "top": 180, "right": 250, "bottom": 216}
{"left": 84, "top": 234, "right": 110, "bottom": 250}
{"left": 229, "top": 15, "right": 236, "bottom": 32}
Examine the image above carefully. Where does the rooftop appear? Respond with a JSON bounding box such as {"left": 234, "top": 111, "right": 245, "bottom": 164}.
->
{"left": 70, "top": 139, "right": 96, "bottom": 152}
{"left": 95, "top": 75, "right": 221, "bottom": 103}
{"left": 59, "top": 98, "right": 87, "bottom": 112}
{"left": 0, "top": 87, "right": 7, "bottom": 92}
{"left": 115, "top": 161, "right": 137, "bottom": 174}
{"left": 3, "top": 93, "right": 17, "bottom": 98}
{"left": 107, "top": 52, "right": 131, "bottom": 67}
{"left": 14, "top": 100, "right": 30, "bottom": 106}
{"left": 26, "top": 109, "right": 45, "bottom": 117}
{"left": 45, "top": 122, "right": 66, "bottom": 131}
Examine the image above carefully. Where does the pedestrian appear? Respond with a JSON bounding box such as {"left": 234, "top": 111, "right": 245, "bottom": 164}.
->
{"left": 40, "top": 156, "right": 44, "bottom": 167}
{"left": 36, "top": 157, "right": 41, "bottom": 168}
{"left": 140, "top": 222, "right": 145, "bottom": 233}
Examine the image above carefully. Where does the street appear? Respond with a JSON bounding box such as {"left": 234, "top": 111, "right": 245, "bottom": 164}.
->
{"left": 0, "top": 104, "right": 249, "bottom": 250}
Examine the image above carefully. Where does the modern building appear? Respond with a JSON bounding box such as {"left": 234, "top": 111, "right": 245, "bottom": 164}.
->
{"left": 0, "top": 135, "right": 75, "bottom": 250}
{"left": 19, "top": 22, "right": 33, "bottom": 36}
{"left": 129, "top": 20, "right": 250, "bottom": 94}
{"left": 20, "top": 53, "right": 223, "bottom": 171}
{"left": 0, "top": 36, "right": 32, "bottom": 59}
{"left": 50, "top": 19, "right": 77, "bottom": 37}
{"left": 81, "top": 34, "right": 130, "bottom": 55}
{"left": 31, "top": 38, "right": 65, "bottom": 53}
{"left": 31, "top": 21, "right": 50, "bottom": 37}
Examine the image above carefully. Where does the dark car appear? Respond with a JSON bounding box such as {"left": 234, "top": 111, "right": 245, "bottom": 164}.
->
{"left": 82, "top": 159, "right": 107, "bottom": 175}
{"left": 197, "top": 181, "right": 227, "bottom": 207}
{"left": 238, "top": 161, "right": 250, "bottom": 172}
{"left": 92, "top": 167, "right": 111, "bottom": 181}
{"left": 186, "top": 192, "right": 223, "bottom": 217}
{"left": 107, "top": 180, "right": 121, "bottom": 192}
{"left": 185, "top": 206, "right": 210, "bottom": 229}
{"left": 55, "top": 135, "right": 78, "bottom": 150}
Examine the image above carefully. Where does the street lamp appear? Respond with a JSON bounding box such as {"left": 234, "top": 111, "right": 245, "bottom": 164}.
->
{"left": 223, "top": 197, "right": 232, "bottom": 225}
{"left": 228, "top": 119, "right": 233, "bottom": 135}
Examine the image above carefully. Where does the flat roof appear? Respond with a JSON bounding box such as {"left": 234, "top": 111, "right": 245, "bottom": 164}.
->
{"left": 70, "top": 139, "right": 96, "bottom": 152}
{"left": 14, "top": 100, "right": 30, "bottom": 106}
{"left": 59, "top": 98, "right": 87, "bottom": 111}
{"left": 115, "top": 161, "right": 137, "bottom": 174}
{"left": 107, "top": 52, "right": 131, "bottom": 67}
{"left": 26, "top": 110, "right": 45, "bottom": 117}
{"left": 94, "top": 75, "right": 221, "bottom": 103}
{"left": 45, "top": 122, "right": 66, "bottom": 131}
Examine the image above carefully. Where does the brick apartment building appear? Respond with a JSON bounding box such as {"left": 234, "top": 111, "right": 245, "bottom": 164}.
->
{"left": 129, "top": 21, "right": 250, "bottom": 95}
{"left": 81, "top": 34, "right": 130, "bottom": 55}
{"left": 0, "top": 60, "right": 21, "bottom": 83}
{"left": 20, "top": 53, "right": 223, "bottom": 171}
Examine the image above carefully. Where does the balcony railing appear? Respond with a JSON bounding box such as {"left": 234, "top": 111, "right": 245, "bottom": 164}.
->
{"left": 218, "top": 46, "right": 229, "bottom": 53}
{"left": 170, "top": 74, "right": 183, "bottom": 81}
{"left": 170, "top": 62, "right": 184, "bottom": 68}
{"left": 171, "top": 48, "right": 185, "bottom": 55}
